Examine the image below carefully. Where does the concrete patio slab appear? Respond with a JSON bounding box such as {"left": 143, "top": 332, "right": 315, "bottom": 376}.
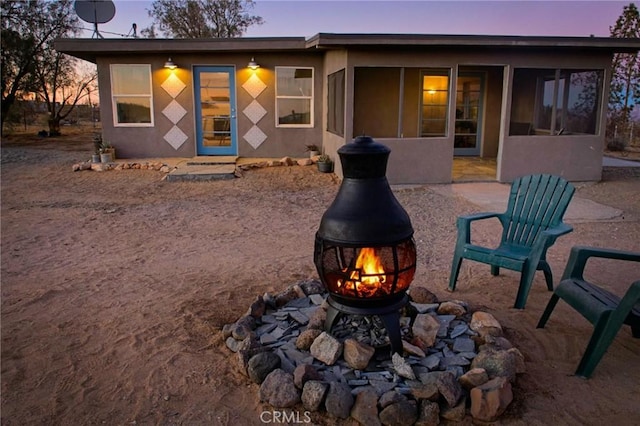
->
{"left": 430, "top": 182, "right": 623, "bottom": 222}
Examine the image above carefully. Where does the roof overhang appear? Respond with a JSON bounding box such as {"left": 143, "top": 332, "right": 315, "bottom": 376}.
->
{"left": 56, "top": 33, "right": 640, "bottom": 64}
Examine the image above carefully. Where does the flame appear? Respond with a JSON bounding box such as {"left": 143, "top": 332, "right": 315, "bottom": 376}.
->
{"left": 338, "top": 247, "right": 387, "bottom": 297}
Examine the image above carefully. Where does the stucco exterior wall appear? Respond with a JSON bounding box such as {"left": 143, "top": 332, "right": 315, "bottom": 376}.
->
{"left": 97, "top": 52, "right": 324, "bottom": 159}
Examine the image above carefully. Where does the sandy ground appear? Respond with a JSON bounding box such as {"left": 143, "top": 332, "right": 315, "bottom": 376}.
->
{"left": 1, "top": 133, "right": 639, "bottom": 425}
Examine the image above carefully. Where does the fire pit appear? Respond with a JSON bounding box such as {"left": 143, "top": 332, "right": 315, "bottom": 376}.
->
{"left": 314, "top": 136, "right": 417, "bottom": 354}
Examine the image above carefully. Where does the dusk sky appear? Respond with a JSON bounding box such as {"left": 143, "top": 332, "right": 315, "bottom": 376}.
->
{"left": 81, "top": 1, "right": 630, "bottom": 39}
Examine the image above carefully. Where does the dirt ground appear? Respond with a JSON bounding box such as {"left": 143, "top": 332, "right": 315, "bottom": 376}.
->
{"left": 1, "top": 131, "right": 639, "bottom": 425}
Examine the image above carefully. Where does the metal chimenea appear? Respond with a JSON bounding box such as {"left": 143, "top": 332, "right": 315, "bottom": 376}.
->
{"left": 314, "top": 136, "right": 417, "bottom": 354}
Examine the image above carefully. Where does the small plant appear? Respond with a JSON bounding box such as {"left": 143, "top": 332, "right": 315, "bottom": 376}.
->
{"left": 317, "top": 153, "right": 332, "bottom": 163}
{"left": 100, "top": 140, "right": 113, "bottom": 153}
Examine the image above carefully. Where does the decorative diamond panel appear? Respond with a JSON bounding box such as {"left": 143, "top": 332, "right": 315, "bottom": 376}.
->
{"left": 243, "top": 100, "right": 267, "bottom": 124}
{"left": 164, "top": 126, "right": 188, "bottom": 150}
{"left": 162, "top": 100, "right": 187, "bottom": 124}
{"left": 242, "top": 74, "right": 266, "bottom": 99}
{"left": 243, "top": 125, "right": 267, "bottom": 149}
{"left": 161, "top": 74, "right": 186, "bottom": 98}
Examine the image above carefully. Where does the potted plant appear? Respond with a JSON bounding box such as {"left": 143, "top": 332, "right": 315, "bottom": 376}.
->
{"left": 100, "top": 140, "right": 116, "bottom": 163}
{"left": 317, "top": 154, "right": 334, "bottom": 173}
{"left": 305, "top": 144, "right": 321, "bottom": 158}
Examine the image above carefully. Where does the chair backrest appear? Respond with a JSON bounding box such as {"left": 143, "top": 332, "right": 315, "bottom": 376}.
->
{"left": 502, "top": 174, "right": 575, "bottom": 247}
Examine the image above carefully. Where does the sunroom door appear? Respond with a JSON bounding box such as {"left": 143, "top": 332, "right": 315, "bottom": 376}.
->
{"left": 194, "top": 66, "right": 237, "bottom": 155}
{"left": 454, "top": 73, "right": 484, "bottom": 156}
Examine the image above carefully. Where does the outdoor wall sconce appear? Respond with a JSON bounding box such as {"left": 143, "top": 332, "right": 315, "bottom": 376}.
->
{"left": 248, "top": 57, "right": 260, "bottom": 70}
{"left": 164, "top": 58, "right": 177, "bottom": 70}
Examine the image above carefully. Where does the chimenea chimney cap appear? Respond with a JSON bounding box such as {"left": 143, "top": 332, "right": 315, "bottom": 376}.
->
{"left": 338, "top": 135, "right": 390, "bottom": 155}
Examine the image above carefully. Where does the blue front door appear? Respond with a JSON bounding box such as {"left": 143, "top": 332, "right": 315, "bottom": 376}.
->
{"left": 194, "top": 66, "right": 237, "bottom": 155}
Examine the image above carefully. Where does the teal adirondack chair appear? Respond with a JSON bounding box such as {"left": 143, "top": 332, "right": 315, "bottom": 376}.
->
{"left": 537, "top": 246, "right": 640, "bottom": 378}
{"left": 448, "top": 174, "right": 575, "bottom": 309}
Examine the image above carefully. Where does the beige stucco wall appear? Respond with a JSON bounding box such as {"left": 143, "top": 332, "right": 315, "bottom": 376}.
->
{"left": 97, "top": 52, "right": 324, "bottom": 159}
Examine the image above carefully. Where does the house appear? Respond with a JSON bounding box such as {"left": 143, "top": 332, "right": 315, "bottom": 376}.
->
{"left": 56, "top": 34, "right": 640, "bottom": 183}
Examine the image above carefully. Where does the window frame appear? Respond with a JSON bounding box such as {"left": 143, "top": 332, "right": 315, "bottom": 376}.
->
{"left": 419, "top": 69, "right": 451, "bottom": 138}
{"left": 110, "top": 64, "right": 154, "bottom": 127}
{"left": 275, "top": 66, "right": 314, "bottom": 128}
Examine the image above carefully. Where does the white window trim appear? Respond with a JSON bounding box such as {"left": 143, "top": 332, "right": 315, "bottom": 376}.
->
{"left": 110, "top": 64, "right": 154, "bottom": 127}
{"left": 275, "top": 66, "right": 314, "bottom": 128}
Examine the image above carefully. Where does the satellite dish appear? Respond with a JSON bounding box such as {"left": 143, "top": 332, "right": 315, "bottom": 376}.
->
{"left": 74, "top": 0, "right": 116, "bottom": 38}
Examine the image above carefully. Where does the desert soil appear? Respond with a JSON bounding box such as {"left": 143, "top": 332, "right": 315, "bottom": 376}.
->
{"left": 1, "top": 132, "right": 639, "bottom": 425}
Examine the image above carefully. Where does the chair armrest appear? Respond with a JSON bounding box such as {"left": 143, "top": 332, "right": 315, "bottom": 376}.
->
{"left": 456, "top": 212, "right": 502, "bottom": 244}
{"left": 560, "top": 245, "right": 640, "bottom": 281}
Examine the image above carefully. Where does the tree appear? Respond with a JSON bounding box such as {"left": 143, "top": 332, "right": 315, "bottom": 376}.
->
{"left": 1, "top": 0, "right": 95, "bottom": 136}
{"left": 608, "top": 2, "right": 640, "bottom": 145}
{"left": 145, "top": 0, "right": 263, "bottom": 38}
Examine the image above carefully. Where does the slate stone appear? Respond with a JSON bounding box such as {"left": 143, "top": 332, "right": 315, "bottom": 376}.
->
{"left": 325, "top": 382, "right": 354, "bottom": 419}
{"left": 419, "top": 354, "right": 442, "bottom": 370}
{"left": 369, "top": 379, "right": 397, "bottom": 396}
{"left": 419, "top": 371, "right": 462, "bottom": 407}
{"left": 440, "top": 395, "right": 467, "bottom": 422}
{"left": 453, "top": 337, "right": 476, "bottom": 353}
{"left": 301, "top": 380, "right": 328, "bottom": 412}
{"left": 410, "top": 303, "right": 440, "bottom": 314}
{"left": 259, "top": 369, "right": 301, "bottom": 408}
{"left": 450, "top": 323, "right": 469, "bottom": 339}
{"left": 309, "top": 293, "right": 325, "bottom": 305}
{"left": 248, "top": 352, "right": 281, "bottom": 384}
{"left": 402, "top": 340, "right": 426, "bottom": 357}
{"left": 299, "top": 279, "right": 325, "bottom": 295}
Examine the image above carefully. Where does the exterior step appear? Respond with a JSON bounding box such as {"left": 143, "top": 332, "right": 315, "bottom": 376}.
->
{"left": 166, "top": 164, "right": 236, "bottom": 181}
{"left": 186, "top": 156, "right": 238, "bottom": 166}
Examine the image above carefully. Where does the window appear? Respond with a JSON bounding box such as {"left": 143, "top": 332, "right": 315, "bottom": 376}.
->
{"left": 276, "top": 67, "right": 313, "bottom": 127}
{"left": 110, "top": 64, "right": 153, "bottom": 126}
{"left": 510, "top": 68, "right": 603, "bottom": 136}
{"left": 327, "top": 69, "right": 345, "bottom": 136}
{"left": 421, "top": 70, "right": 450, "bottom": 137}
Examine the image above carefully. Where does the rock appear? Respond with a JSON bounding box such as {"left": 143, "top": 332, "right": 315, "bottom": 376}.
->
{"left": 231, "top": 323, "right": 253, "bottom": 341}
{"left": 459, "top": 368, "right": 489, "bottom": 391}
{"left": 471, "top": 348, "right": 517, "bottom": 382}
{"left": 409, "top": 287, "right": 439, "bottom": 304}
{"left": 379, "top": 390, "right": 407, "bottom": 409}
{"left": 369, "top": 379, "right": 397, "bottom": 396}
{"left": 351, "top": 388, "right": 381, "bottom": 426}
{"left": 259, "top": 369, "right": 301, "bottom": 408}
{"left": 297, "top": 158, "right": 313, "bottom": 166}
{"left": 225, "top": 336, "right": 242, "bottom": 352}
{"left": 307, "top": 308, "right": 327, "bottom": 330}
{"left": 235, "top": 315, "right": 256, "bottom": 331}
{"left": 248, "top": 352, "right": 281, "bottom": 384}
{"left": 295, "top": 328, "right": 323, "bottom": 350}
{"left": 437, "top": 301, "right": 466, "bottom": 317}
{"left": 411, "top": 314, "right": 440, "bottom": 351}
{"left": 507, "top": 347, "right": 526, "bottom": 374}
{"left": 469, "top": 311, "right": 503, "bottom": 338}
{"left": 235, "top": 338, "right": 263, "bottom": 374}
{"left": 268, "top": 160, "right": 283, "bottom": 167}
{"left": 482, "top": 334, "right": 514, "bottom": 350}
{"left": 324, "top": 382, "right": 354, "bottom": 419}
{"left": 222, "top": 323, "right": 233, "bottom": 339}
{"left": 470, "top": 376, "right": 513, "bottom": 422}
{"left": 419, "top": 371, "right": 462, "bottom": 407}
{"left": 379, "top": 400, "right": 418, "bottom": 426}
{"left": 402, "top": 340, "right": 426, "bottom": 357}
{"left": 293, "top": 364, "right": 323, "bottom": 389}
{"left": 440, "top": 396, "right": 467, "bottom": 422}
{"left": 415, "top": 400, "right": 440, "bottom": 426}
{"left": 246, "top": 296, "right": 266, "bottom": 318}
{"left": 392, "top": 352, "right": 416, "bottom": 380}
{"left": 302, "top": 380, "right": 328, "bottom": 412}
{"left": 280, "top": 156, "right": 296, "bottom": 166}
{"left": 310, "top": 332, "right": 343, "bottom": 365}
{"left": 409, "top": 381, "right": 439, "bottom": 401}
{"left": 299, "top": 279, "right": 325, "bottom": 295}
{"left": 343, "top": 338, "right": 375, "bottom": 370}
{"left": 274, "top": 286, "right": 300, "bottom": 307}
{"left": 160, "top": 165, "right": 171, "bottom": 173}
